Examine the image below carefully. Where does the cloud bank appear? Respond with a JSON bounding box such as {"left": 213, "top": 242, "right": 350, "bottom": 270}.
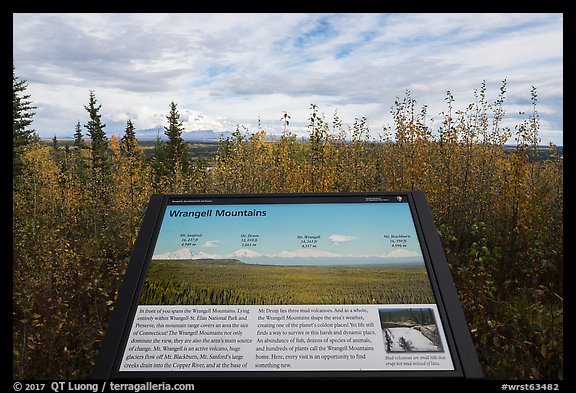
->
{"left": 13, "top": 13, "right": 563, "bottom": 145}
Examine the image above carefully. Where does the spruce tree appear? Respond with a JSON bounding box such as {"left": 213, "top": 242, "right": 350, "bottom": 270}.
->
{"left": 164, "top": 101, "right": 188, "bottom": 173}
{"left": 119, "top": 119, "right": 144, "bottom": 243}
{"left": 120, "top": 119, "right": 138, "bottom": 157}
{"left": 72, "top": 120, "right": 89, "bottom": 185}
{"left": 398, "top": 336, "right": 414, "bottom": 352}
{"left": 73, "top": 120, "right": 85, "bottom": 149}
{"left": 84, "top": 90, "right": 109, "bottom": 173}
{"left": 83, "top": 90, "right": 111, "bottom": 236}
{"left": 149, "top": 129, "right": 169, "bottom": 191}
{"left": 13, "top": 63, "right": 37, "bottom": 177}
{"left": 120, "top": 119, "right": 143, "bottom": 194}
{"left": 51, "top": 134, "right": 59, "bottom": 151}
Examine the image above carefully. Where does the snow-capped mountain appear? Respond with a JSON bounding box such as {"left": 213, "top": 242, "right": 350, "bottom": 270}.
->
{"left": 154, "top": 248, "right": 195, "bottom": 260}
{"left": 227, "top": 248, "right": 263, "bottom": 259}
{"left": 136, "top": 128, "right": 232, "bottom": 141}
{"left": 153, "top": 247, "right": 263, "bottom": 260}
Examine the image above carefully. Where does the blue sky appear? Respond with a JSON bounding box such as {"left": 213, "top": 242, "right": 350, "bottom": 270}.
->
{"left": 13, "top": 13, "right": 563, "bottom": 145}
{"left": 152, "top": 202, "right": 423, "bottom": 262}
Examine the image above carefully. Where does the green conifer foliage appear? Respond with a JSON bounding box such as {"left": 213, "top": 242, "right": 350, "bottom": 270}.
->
{"left": 13, "top": 63, "right": 37, "bottom": 177}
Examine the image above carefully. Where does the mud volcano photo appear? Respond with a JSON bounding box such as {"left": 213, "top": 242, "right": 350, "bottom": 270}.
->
{"left": 379, "top": 307, "right": 444, "bottom": 352}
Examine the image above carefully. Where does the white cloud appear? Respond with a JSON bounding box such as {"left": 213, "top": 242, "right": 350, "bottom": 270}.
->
{"left": 382, "top": 249, "right": 421, "bottom": 258}
{"left": 13, "top": 13, "right": 563, "bottom": 145}
{"left": 272, "top": 249, "right": 342, "bottom": 258}
{"left": 202, "top": 240, "right": 221, "bottom": 248}
{"left": 329, "top": 234, "right": 358, "bottom": 245}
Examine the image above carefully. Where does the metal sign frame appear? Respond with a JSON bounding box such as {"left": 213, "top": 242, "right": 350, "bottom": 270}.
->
{"left": 92, "top": 191, "right": 483, "bottom": 380}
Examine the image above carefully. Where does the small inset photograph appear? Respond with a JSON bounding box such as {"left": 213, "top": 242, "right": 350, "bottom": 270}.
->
{"left": 379, "top": 307, "right": 444, "bottom": 352}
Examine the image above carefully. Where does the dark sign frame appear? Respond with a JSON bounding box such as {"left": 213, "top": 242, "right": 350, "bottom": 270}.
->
{"left": 92, "top": 191, "right": 483, "bottom": 380}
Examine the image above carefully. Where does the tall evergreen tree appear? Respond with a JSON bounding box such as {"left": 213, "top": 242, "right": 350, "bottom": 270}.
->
{"left": 119, "top": 119, "right": 144, "bottom": 207}
{"left": 73, "top": 120, "right": 85, "bottom": 149}
{"left": 83, "top": 90, "right": 111, "bottom": 236}
{"left": 84, "top": 90, "right": 109, "bottom": 173}
{"left": 13, "top": 63, "right": 37, "bottom": 177}
{"left": 119, "top": 119, "right": 145, "bottom": 244}
{"left": 120, "top": 119, "right": 138, "bottom": 157}
{"left": 164, "top": 101, "right": 188, "bottom": 173}
{"left": 72, "top": 120, "right": 90, "bottom": 185}
{"left": 51, "top": 134, "right": 58, "bottom": 151}
{"left": 149, "top": 128, "right": 169, "bottom": 191}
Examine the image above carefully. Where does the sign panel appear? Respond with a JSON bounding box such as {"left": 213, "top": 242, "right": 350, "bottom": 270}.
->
{"left": 93, "top": 192, "right": 482, "bottom": 379}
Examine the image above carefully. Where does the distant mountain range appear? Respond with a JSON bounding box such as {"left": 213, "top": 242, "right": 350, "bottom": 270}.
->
{"left": 135, "top": 128, "right": 233, "bottom": 141}
{"left": 152, "top": 247, "right": 425, "bottom": 267}
{"left": 44, "top": 128, "right": 234, "bottom": 141}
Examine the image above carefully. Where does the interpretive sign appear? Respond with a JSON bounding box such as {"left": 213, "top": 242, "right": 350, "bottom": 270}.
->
{"left": 93, "top": 192, "right": 482, "bottom": 379}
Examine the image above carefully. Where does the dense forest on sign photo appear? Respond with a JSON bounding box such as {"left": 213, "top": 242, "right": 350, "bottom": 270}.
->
{"left": 139, "top": 259, "right": 435, "bottom": 306}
